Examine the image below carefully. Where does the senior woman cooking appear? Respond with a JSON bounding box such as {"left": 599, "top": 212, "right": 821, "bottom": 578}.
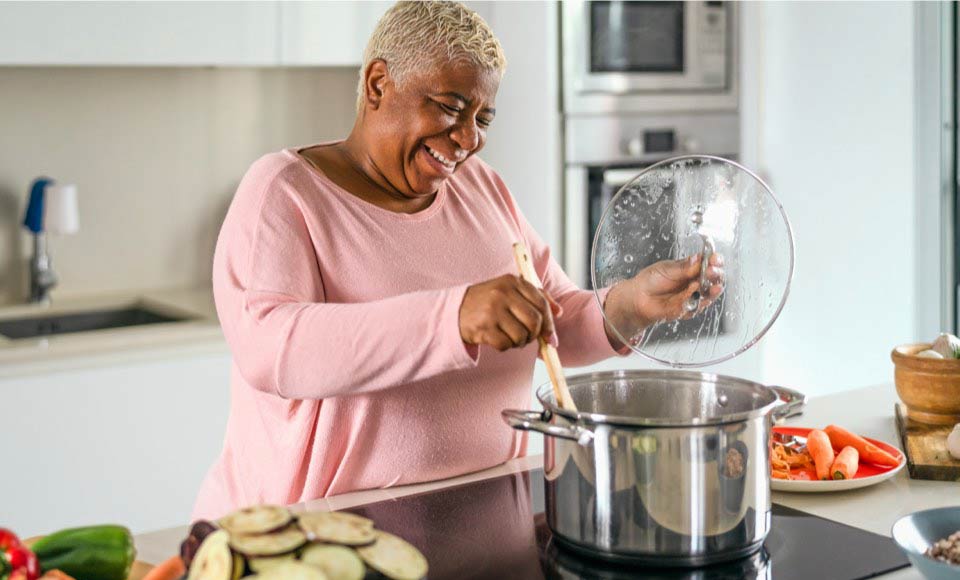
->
{"left": 193, "top": 1, "right": 723, "bottom": 519}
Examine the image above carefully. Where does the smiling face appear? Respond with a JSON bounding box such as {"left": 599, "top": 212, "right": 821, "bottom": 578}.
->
{"left": 359, "top": 59, "right": 499, "bottom": 200}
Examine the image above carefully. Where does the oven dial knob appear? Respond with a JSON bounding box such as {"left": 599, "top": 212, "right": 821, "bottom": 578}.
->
{"left": 681, "top": 137, "right": 701, "bottom": 153}
{"left": 625, "top": 137, "right": 643, "bottom": 157}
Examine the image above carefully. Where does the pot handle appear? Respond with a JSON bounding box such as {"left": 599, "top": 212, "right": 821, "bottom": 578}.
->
{"left": 501, "top": 409, "right": 594, "bottom": 445}
{"left": 769, "top": 385, "right": 807, "bottom": 420}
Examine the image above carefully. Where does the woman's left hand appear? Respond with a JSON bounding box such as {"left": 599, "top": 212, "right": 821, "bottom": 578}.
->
{"left": 602, "top": 253, "right": 724, "bottom": 348}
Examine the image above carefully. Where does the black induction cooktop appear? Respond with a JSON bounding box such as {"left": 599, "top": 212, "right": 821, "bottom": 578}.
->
{"left": 348, "top": 469, "right": 910, "bottom": 580}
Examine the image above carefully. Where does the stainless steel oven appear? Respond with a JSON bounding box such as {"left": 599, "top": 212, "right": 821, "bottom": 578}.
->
{"left": 562, "top": 0, "right": 738, "bottom": 114}
{"left": 563, "top": 112, "right": 740, "bottom": 290}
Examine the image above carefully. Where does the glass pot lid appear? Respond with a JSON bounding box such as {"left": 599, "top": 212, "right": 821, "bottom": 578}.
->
{"left": 592, "top": 155, "right": 794, "bottom": 368}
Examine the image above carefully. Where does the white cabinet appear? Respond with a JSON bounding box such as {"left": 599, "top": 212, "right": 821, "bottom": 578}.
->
{"left": 2, "top": 352, "right": 232, "bottom": 537}
{"left": 0, "top": 1, "right": 279, "bottom": 66}
{"left": 279, "top": 1, "right": 392, "bottom": 66}
{"left": 0, "top": 1, "right": 396, "bottom": 67}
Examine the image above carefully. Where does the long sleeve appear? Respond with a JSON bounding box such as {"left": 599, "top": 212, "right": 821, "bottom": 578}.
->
{"left": 213, "top": 158, "right": 479, "bottom": 401}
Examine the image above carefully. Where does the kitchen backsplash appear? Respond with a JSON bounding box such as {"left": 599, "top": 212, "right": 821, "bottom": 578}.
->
{"left": 0, "top": 66, "right": 358, "bottom": 305}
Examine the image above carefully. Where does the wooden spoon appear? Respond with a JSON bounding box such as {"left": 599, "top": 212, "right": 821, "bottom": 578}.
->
{"left": 512, "top": 242, "right": 578, "bottom": 412}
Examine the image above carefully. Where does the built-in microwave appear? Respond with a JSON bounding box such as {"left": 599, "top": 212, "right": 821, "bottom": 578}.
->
{"left": 561, "top": 1, "right": 738, "bottom": 114}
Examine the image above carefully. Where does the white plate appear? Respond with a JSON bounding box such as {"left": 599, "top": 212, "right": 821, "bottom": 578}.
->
{"left": 771, "top": 459, "right": 905, "bottom": 493}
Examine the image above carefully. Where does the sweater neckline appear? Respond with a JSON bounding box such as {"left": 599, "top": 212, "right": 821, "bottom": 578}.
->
{"left": 286, "top": 143, "right": 448, "bottom": 223}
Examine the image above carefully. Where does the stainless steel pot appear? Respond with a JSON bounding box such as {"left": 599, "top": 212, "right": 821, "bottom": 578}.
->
{"left": 502, "top": 370, "right": 805, "bottom": 567}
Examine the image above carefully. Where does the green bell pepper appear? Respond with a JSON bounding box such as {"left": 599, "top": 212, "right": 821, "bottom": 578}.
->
{"left": 30, "top": 525, "right": 135, "bottom": 580}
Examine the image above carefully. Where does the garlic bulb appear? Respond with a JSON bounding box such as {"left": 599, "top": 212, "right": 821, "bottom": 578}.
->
{"left": 947, "top": 425, "right": 960, "bottom": 460}
{"left": 917, "top": 349, "right": 945, "bottom": 359}
{"left": 931, "top": 333, "right": 960, "bottom": 359}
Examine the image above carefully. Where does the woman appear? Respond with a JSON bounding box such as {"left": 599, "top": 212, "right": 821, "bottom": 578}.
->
{"left": 193, "top": 1, "right": 722, "bottom": 519}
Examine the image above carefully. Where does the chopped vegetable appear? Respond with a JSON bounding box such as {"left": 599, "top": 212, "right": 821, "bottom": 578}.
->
{"left": 187, "top": 530, "right": 233, "bottom": 580}
{"left": 251, "top": 562, "right": 328, "bottom": 580}
{"left": 219, "top": 507, "right": 292, "bottom": 536}
{"left": 31, "top": 525, "right": 134, "bottom": 580}
{"left": 300, "top": 545, "right": 365, "bottom": 580}
{"left": 823, "top": 425, "right": 900, "bottom": 467}
{"left": 830, "top": 446, "right": 859, "bottom": 480}
{"left": 806, "top": 429, "right": 835, "bottom": 481}
{"left": 357, "top": 531, "right": 428, "bottom": 580}
{"left": 297, "top": 512, "right": 374, "bottom": 546}
{"left": 228, "top": 526, "right": 306, "bottom": 557}
{"left": 770, "top": 440, "right": 814, "bottom": 481}
{"left": 181, "top": 521, "right": 218, "bottom": 569}
{"left": 247, "top": 554, "right": 296, "bottom": 574}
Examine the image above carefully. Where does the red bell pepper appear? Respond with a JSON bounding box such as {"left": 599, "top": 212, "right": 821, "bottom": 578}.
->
{"left": 0, "top": 529, "right": 38, "bottom": 580}
{"left": 0, "top": 529, "right": 20, "bottom": 552}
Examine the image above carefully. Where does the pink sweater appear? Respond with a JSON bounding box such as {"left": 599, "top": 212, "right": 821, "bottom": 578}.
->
{"left": 192, "top": 147, "right": 619, "bottom": 520}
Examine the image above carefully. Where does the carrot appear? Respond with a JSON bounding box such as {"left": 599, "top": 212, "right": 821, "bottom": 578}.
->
{"left": 141, "top": 556, "right": 185, "bottom": 580}
{"left": 823, "top": 425, "right": 900, "bottom": 468}
{"left": 39, "top": 572, "right": 76, "bottom": 580}
{"left": 806, "top": 429, "right": 835, "bottom": 480}
{"left": 830, "top": 446, "right": 859, "bottom": 480}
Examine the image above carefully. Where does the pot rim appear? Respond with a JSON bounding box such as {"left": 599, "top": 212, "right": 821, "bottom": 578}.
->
{"left": 537, "top": 369, "right": 783, "bottom": 428}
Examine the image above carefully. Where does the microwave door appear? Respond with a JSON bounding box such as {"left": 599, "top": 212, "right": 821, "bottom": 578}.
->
{"left": 572, "top": 0, "right": 728, "bottom": 95}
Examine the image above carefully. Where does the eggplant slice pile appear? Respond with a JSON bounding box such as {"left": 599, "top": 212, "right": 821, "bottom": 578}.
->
{"left": 182, "top": 505, "right": 428, "bottom": 580}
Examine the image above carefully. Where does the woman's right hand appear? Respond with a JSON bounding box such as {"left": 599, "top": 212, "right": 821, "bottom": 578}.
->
{"left": 460, "top": 275, "right": 560, "bottom": 352}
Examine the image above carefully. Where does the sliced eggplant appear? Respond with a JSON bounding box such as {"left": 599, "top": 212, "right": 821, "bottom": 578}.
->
{"left": 219, "top": 505, "right": 293, "bottom": 535}
{"left": 229, "top": 525, "right": 307, "bottom": 557}
{"left": 356, "top": 531, "right": 428, "bottom": 580}
{"left": 187, "top": 530, "right": 234, "bottom": 580}
{"left": 231, "top": 553, "right": 245, "bottom": 580}
{"left": 300, "top": 544, "right": 365, "bottom": 580}
{"left": 247, "top": 553, "right": 298, "bottom": 574}
{"left": 181, "top": 520, "right": 219, "bottom": 569}
{"left": 253, "top": 561, "right": 329, "bottom": 580}
{"left": 297, "top": 512, "right": 375, "bottom": 546}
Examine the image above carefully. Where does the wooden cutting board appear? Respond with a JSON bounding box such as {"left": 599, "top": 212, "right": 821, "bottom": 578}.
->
{"left": 895, "top": 403, "right": 960, "bottom": 481}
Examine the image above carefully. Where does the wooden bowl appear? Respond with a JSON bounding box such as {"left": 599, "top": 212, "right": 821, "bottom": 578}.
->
{"left": 891, "top": 343, "right": 960, "bottom": 424}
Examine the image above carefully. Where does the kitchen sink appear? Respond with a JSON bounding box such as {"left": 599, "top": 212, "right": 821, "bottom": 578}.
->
{"left": 0, "top": 306, "right": 192, "bottom": 339}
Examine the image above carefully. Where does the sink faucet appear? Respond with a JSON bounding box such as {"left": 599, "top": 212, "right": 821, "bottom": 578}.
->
{"left": 22, "top": 178, "right": 79, "bottom": 304}
{"left": 28, "top": 232, "right": 58, "bottom": 304}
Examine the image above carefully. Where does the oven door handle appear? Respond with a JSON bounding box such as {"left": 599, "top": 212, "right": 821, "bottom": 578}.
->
{"left": 601, "top": 167, "right": 649, "bottom": 188}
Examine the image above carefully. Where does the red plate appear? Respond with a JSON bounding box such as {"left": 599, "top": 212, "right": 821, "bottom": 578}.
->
{"left": 771, "top": 426, "right": 905, "bottom": 492}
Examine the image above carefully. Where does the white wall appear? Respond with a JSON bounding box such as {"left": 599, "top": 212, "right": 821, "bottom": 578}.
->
{"left": 0, "top": 67, "right": 358, "bottom": 305}
{"left": 741, "top": 2, "right": 918, "bottom": 396}
{"left": 470, "top": 1, "right": 562, "bottom": 252}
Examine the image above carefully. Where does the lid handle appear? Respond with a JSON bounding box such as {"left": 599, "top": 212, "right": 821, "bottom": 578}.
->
{"left": 684, "top": 232, "right": 716, "bottom": 313}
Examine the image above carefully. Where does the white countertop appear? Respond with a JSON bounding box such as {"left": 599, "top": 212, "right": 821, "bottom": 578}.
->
{"left": 0, "top": 287, "right": 227, "bottom": 378}
{"left": 134, "top": 383, "right": 955, "bottom": 578}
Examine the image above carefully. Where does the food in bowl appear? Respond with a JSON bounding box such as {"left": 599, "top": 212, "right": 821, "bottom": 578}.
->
{"left": 892, "top": 343, "right": 960, "bottom": 425}
{"left": 931, "top": 333, "right": 960, "bottom": 359}
{"left": 181, "top": 505, "right": 427, "bottom": 580}
{"left": 926, "top": 530, "right": 960, "bottom": 566}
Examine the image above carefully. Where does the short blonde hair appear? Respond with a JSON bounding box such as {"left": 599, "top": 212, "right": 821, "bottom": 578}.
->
{"left": 357, "top": 1, "right": 507, "bottom": 111}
